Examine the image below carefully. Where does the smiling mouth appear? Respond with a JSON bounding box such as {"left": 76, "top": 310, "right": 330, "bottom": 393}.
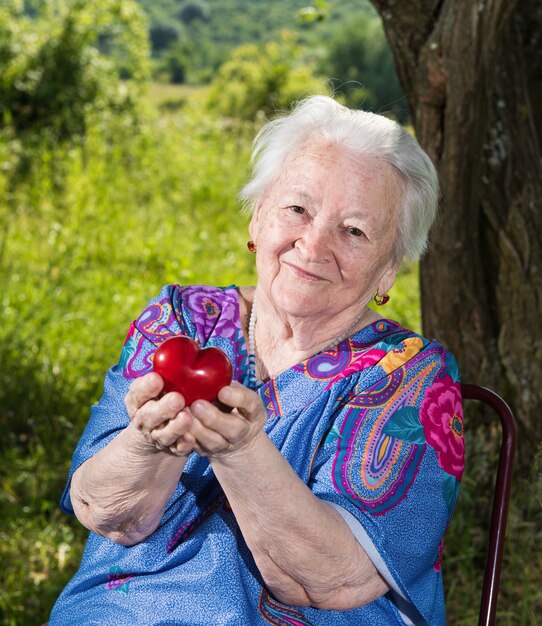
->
{"left": 284, "top": 262, "right": 325, "bottom": 281}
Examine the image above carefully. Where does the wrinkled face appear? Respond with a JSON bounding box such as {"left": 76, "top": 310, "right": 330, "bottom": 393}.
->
{"left": 249, "top": 141, "right": 404, "bottom": 320}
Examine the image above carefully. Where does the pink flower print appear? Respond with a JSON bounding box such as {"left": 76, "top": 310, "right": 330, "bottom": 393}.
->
{"left": 420, "top": 375, "right": 464, "bottom": 480}
{"left": 185, "top": 286, "right": 238, "bottom": 340}
{"left": 325, "top": 348, "right": 387, "bottom": 389}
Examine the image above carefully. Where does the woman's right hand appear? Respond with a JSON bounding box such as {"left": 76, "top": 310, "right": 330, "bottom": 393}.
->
{"left": 125, "top": 372, "right": 197, "bottom": 457}
{"left": 71, "top": 372, "right": 195, "bottom": 544}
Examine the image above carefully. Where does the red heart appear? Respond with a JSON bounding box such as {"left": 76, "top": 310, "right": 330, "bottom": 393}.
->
{"left": 153, "top": 336, "right": 233, "bottom": 406}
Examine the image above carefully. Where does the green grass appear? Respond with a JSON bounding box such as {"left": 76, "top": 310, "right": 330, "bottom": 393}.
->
{"left": 0, "top": 99, "right": 258, "bottom": 624}
{"left": 145, "top": 82, "right": 209, "bottom": 112}
{"left": 0, "top": 97, "right": 539, "bottom": 625}
{"left": 443, "top": 430, "right": 542, "bottom": 624}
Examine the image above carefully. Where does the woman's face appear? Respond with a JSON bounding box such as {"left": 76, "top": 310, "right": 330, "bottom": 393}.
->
{"left": 249, "top": 141, "right": 404, "bottom": 321}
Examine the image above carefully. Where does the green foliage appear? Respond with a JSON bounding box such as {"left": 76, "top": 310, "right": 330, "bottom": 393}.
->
{"left": 296, "top": 0, "right": 330, "bottom": 24}
{"left": 0, "top": 0, "right": 150, "bottom": 141}
{"left": 160, "top": 46, "right": 188, "bottom": 84}
{"left": 178, "top": 1, "right": 210, "bottom": 25}
{"left": 323, "top": 14, "right": 407, "bottom": 121}
{"left": 1, "top": 91, "right": 540, "bottom": 622}
{"left": 141, "top": 0, "right": 311, "bottom": 52}
{"left": 138, "top": 0, "right": 405, "bottom": 125}
{"left": 155, "top": 39, "right": 204, "bottom": 85}
{"left": 136, "top": 0, "right": 405, "bottom": 122}
{"left": 1, "top": 4, "right": 540, "bottom": 621}
{"left": 206, "top": 31, "right": 327, "bottom": 119}
{"left": 0, "top": 85, "right": 426, "bottom": 622}
{"left": 0, "top": 97, "right": 256, "bottom": 624}
{"left": 150, "top": 22, "right": 180, "bottom": 52}
{"left": 444, "top": 428, "right": 542, "bottom": 624}
{"left": 140, "top": 1, "right": 377, "bottom": 87}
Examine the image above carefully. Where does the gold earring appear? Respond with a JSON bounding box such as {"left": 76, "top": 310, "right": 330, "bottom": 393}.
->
{"left": 374, "top": 293, "right": 390, "bottom": 306}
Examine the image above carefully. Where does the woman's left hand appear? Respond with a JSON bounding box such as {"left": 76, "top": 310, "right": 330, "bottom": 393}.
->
{"left": 187, "top": 383, "right": 267, "bottom": 458}
{"left": 187, "top": 383, "right": 389, "bottom": 611}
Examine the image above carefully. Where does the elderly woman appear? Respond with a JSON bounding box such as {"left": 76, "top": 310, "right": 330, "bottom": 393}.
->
{"left": 49, "top": 96, "right": 464, "bottom": 625}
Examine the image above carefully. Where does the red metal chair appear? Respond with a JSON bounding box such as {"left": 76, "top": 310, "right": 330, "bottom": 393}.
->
{"left": 460, "top": 384, "right": 517, "bottom": 626}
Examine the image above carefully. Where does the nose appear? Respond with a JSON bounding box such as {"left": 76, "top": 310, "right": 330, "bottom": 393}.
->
{"left": 295, "top": 224, "right": 331, "bottom": 264}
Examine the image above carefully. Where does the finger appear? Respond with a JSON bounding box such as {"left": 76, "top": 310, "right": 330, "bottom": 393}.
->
{"left": 217, "top": 384, "right": 264, "bottom": 420}
{"left": 190, "top": 400, "right": 249, "bottom": 442}
{"left": 168, "top": 432, "right": 196, "bottom": 457}
{"left": 149, "top": 410, "right": 194, "bottom": 447}
{"left": 189, "top": 417, "right": 231, "bottom": 455}
{"left": 125, "top": 372, "right": 165, "bottom": 419}
{"left": 132, "top": 392, "right": 186, "bottom": 433}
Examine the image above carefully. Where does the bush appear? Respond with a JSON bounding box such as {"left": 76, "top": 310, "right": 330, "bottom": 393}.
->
{"left": 206, "top": 30, "right": 328, "bottom": 120}
{"left": 178, "top": 1, "right": 210, "bottom": 25}
{"left": 0, "top": 0, "right": 150, "bottom": 141}
{"left": 324, "top": 15, "right": 407, "bottom": 121}
{"left": 150, "top": 23, "right": 179, "bottom": 53}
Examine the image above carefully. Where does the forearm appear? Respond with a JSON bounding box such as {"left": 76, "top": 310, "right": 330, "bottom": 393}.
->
{"left": 71, "top": 422, "right": 187, "bottom": 545}
{"left": 210, "top": 431, "right": 388, "bottom": 609}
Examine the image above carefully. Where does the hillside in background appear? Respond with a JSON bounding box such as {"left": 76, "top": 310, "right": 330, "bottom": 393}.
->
{"left": 136, "top": 0, "right": 377, "bottom": 80}
{"left": 132, "top": 0, "right": 407, "bottom": 119}
{"left": 9, "top": 0, "right": 404, "bottom": 119}
{"left": 138, "top": 0, "right": 376, "bottom": 52}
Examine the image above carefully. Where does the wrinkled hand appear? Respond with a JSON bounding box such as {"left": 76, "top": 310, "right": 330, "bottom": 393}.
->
{"left": 124, "top": 372, "right": 196, "bottom": 457}
{"left": 188, "top": 382, "right": 267, "bottom": 458}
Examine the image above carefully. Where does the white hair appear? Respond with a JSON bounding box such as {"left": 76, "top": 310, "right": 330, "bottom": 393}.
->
{"left": 240, "top": 95, "right": 439, "bottom": 261}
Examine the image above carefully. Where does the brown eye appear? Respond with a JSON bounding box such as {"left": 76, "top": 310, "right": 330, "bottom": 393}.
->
{"left": 347, "top": 227, "right": 364, "bottom": 237}
{"left": 290, "top": 205, "right": 305, "bottom": 214}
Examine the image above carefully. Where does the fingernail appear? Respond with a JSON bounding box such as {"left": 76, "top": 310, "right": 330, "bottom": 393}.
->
{"left": 168, "top": 394, "right": 182, "bottom": 409}
{"left": 220, "top": 387, "right": 232, "bottom": 400}
{"left": 192, "top": 400, "right": 205, "bottom": 412}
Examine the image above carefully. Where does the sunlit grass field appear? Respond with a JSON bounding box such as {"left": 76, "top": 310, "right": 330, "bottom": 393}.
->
{"left": 0, "top": 86, "right": 539, "bottom": 624}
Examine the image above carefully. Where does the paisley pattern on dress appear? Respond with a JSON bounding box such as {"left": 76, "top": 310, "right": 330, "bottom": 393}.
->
{"left": 121, "top": 294, "right": 187, "bottom": 378}
{"left": 293, "top": 342, "right": 354, "bottom": 380}
{"left": 332, "top": 348, "right": 459, "bottom": 516}
{"left": 333, "top": 404, "right": 425, "bottom": 515}
{"left": 51, "top": 285, "right": 464, "bottom": 626}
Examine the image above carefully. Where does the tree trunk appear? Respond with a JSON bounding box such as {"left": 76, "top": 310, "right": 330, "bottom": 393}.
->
{"left": 371, "top": 0, "right": 542, "bottom": 473}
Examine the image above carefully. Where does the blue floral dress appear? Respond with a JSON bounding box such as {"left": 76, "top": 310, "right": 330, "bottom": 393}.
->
{"left": 49, "top": 285, "right": 464, "bottom": 625}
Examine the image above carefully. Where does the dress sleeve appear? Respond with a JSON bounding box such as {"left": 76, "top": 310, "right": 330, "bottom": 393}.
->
{"left": 307, "top": 342, "right": 464, "bottom": 624}
{"left": 60, "top": 284, "right": 190, "bottom": 514}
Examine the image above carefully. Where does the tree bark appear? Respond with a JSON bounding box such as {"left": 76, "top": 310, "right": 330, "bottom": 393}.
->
{"left": 371, "top": 0, "right": 542, "bottom": 472}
